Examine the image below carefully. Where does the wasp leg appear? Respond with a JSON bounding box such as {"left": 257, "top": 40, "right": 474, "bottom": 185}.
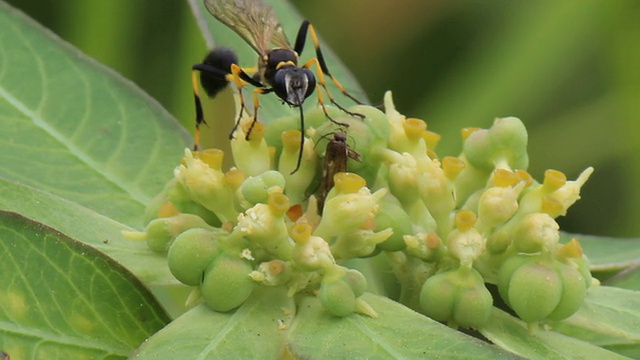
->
{"left": 294, "top": 20, "right": 366, "bottom": 115}
{"left": 229, "top": 64, "right": 266, "bottom": 139}
{"left": 241, "top": 87, "right": 274, "bottom": 142}
{"left": 310, "top": 82, "right": 349, "bottom": 128}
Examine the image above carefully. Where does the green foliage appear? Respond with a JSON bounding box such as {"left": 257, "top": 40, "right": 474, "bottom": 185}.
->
{"left": 1, "top": 0, "right": 640, "bottom": 359}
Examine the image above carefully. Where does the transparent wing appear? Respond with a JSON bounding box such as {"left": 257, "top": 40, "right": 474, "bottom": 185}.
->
{"left": 204, "top": 0, "right": 291, "bottom": 54}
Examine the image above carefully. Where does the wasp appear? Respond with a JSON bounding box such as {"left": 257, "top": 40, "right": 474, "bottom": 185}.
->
{"left": 316, "top": 131, "right": 361, "bottom": 214}
{"left": 192, "top": 0, "right": 364, "bottom": 173}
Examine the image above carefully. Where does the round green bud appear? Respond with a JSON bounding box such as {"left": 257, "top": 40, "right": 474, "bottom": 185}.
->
{"left": 512, "top": 213, "right": 559, "bottom": 254}
{"left": 145, "top": 213, "right": 212, "bottom": 253}
{"left": 241, "top": 176, "right": 270, "bottom": 205}
{"left": 546, "top": 262, "right": 587, "bottom": 320}
{"left": 450, "top": 272, "right": 493, "bottom": 329}
{"left": 419, "top": 271, "right": 456, "bottom": 323}
{"left": 201, "top": 253, "right": 255, "bottom": 312}
{"left": 374, "top": 196, "right": 412, "bottom": 251}
{"left": 489, "top": 117, "right": 528, "bottom": 159}
{"left": 165, "top": 179, "right": 221, "bottom": 226}
{"left": 420, "top": 268, "right": 492, "bottom": 328}
{"left": 572, "top": 255, "right": 594, "bottom": 289}
{"left": 343, "top": 269, "right": 368, "bottom": 298}
{"left": 167, "top": 228, "right": 222, "bottom": 286}
{"left": 260, "top": 170, "right": 286, "bottom": 189}
{"left": 501, "top": 258, "right": 563, "bottom": 323}
{"left": 319, "top": 279, "right": 357, "bottom": 317}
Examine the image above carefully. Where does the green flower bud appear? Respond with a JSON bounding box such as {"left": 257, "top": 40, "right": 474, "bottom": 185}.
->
{"left": 331, "top": 228, "right": 393, "bottom": 259}
{"left": 374, "top": 195, "right": 412, "bottom": 252}
{"left": 167, "top": 228, "right": 222, "bottom": 286}
{"left": 547, "top": 261, "right": 587, "bottom": 320}
{"left": 565, "top": 254, "right": 594, "bottom": 289}
{"left": 314, "top": 173, "right": 386, "bottom": 240}
{"left": 279, "top": 130, "right": 317, "bottom": 204}
{"left": 264, "top": 107, "right": 337, "bottom": 149}
{"left": 512, "top": 213, "right": 560, "bottom": 253}
{"left": 476, "top": 180, "right": 526, "bottom": 231}
{"left": 123, "top": 213, "right": 213, "bottom": 253}
{"left": 447, "top": 210, "right": 485, "bottom": 268}
{"left": 319, "top": 278, "right": 356, "bottom": 317}
{"left": 404, "top": 233, "right": 443, "bottom": 261}
{"left": 174, "top": 149, "right": 240, "bottom": 223}
{"left": 230, "top": 120, "right": 270, "bottom": 176}
{"left": 385, "top": 152, "right": 437, "bottom": 232}
{"left": 547, "top": 167, "right": 594, "bottom": 217}
{"left": 201, "top": 253, "right": 255, "bottom": 312}
{"left": 498, "top": 255, "right": 563, "bottom": 323}
{"left": 463, "top": 117, "right": 528, "bottom": 171}
{"left": 290, "top": 223, "right": 335, "bottom": 271}
{"left": 420, "top": 267, "right": 492, "bottom": 329}
{"left": 234, "top": 193, "right": 291, "bottom": 258}
{"left": 240, "top": 170, "right": 286, "bottom": 206}
{"left": 343, "top": 268, "right": 368, "bottom": 298}
{"left": 162, "top": 177, "right": 222, "bottom": 227}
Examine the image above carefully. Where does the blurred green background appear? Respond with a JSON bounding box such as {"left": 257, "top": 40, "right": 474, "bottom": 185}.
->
{"left": 6, "top": 0, "right": 640, "bottom": 238}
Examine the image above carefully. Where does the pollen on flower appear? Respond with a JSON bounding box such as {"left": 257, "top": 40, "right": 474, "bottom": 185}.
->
{"left": 492, "top": 169, "right": 519, "bottom": 187}
{"left": 334, "top": 173, "right": 366, "bottom": 194}
{"left": 422, "top": 130, "right": 441, "bottom": 151}
{"left": 290, "top": 223, "right": 312, "bottom": 244}
{"left": 224, "top": 169, "right": 245, "bottom": 189}
{"left": 268, "top": 193, "right": 291, "bottom": 216}
{"left": 197, "top": 148, "right": 225, "bottom": 170}
{"left": 515, "top": 169, "right": 534, "bottom": 187}
{"left": 443, "top": 156, "right": 466, "bottom": 181}
{"left": 455, "top": 210, "right": 477, "bottom": 231}
{"left": 281, "top": 129, "right": 303, "bottom": 153}
{"left": 403, "top": 118, "right": 427, "bottom": 141}
{"left": 543, "top": 169, "right": 567, "bottom": 192}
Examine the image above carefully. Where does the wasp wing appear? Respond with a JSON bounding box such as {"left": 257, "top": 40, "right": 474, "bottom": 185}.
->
{"left": 204, "top": 0, "right": 291, "bottom": 54}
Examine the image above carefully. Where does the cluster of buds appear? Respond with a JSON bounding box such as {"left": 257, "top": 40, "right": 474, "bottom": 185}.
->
{"left": 127, "top": 91, "right": 595, "bottom": 328}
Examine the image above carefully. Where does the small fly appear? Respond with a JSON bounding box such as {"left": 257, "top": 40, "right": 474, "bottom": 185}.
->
{"left": 317, "top": 131, "right": 361, "bottom": 214}
{"left": 192, "top": 0, "right": 364, "bottom": 173}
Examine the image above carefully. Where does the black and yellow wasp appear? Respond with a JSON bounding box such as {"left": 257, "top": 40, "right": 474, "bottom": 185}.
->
{"left": 192, "top": 0, "right": 364, "bottom": 173}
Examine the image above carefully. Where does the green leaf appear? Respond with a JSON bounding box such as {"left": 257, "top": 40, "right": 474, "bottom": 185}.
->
{"left": 562, "top": 233, "right": 640, "bottom": 272}
{"left": 133, "top": 288, "right": 516, "bottom": 359}
{"left": 0, "top": 211, "right": 170, "bottom": 358}
{"left": 0, "top": 178, "right": 174, "bottom": 286}
{"left": 0, "top": 1, "right": 191, "bottom": 229}
{"left": 131, "top": 287, "right": 295, "bottom": 359}
{"left": 603, "top": 264, "right": 640, "bottom": 291}
{"left": 547, "top": 286, "right": 640, "bottom": 357}
{"left": 480, "top": 307, "right": 629, "bottom": 360}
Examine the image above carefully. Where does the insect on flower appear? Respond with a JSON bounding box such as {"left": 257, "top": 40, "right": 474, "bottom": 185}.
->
{"left": 317, "top": 131, "right": 362, "bottom": 214}
{"left": 192, "top": 0, "right": 365, "bottom": 173}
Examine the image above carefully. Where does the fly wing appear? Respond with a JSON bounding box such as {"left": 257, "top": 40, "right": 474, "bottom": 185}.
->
{"left": 204, "top": 0, "right": 291, "bottom": 54}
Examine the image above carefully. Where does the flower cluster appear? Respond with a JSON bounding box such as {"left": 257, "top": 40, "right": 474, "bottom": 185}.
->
{"left": 127, "top": 91, "right": 594, "bottom": 328}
